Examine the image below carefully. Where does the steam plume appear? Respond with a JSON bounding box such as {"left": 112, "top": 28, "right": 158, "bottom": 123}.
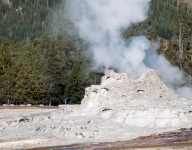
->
{"left": 61, "top": 0, "right": 192, "bottom": 99}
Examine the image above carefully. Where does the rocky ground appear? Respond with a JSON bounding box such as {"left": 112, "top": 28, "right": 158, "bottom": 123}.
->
{"left": 0, "top": 70, "right": 192, "bottom": 150}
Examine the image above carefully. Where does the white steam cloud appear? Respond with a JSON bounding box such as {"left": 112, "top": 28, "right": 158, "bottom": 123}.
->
{"left": 62, "top": 0, "right": 192, "bottom": 99}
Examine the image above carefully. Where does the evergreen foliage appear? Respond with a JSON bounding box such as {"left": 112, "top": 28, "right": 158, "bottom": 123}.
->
{"left": 124, "top": 0, "right": 192, "bottom": 78}
{"left": 1, "top": 0, "right": 192, "bottom": 105}
{"left": 64, "top": 59, "right": 91, "bottom": 104}
{"left": 0, "top": 0, "right": 62, "bottom": 43}
{"left": 0, "top": 35, "right": 91, "bottom": 105}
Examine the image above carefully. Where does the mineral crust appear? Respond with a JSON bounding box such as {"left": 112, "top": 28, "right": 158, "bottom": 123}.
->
{"left": 1, "top": 70, "right": 192, "bottom": 149}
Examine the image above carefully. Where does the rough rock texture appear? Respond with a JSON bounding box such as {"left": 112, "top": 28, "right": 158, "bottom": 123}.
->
{"left": 0, "top": 70, "right": 192, "bottom": 149}
{"left": 80, "top": 70, "right": 192, "bottom": 128}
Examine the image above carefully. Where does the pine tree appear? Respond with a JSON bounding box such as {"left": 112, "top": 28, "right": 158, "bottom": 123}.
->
{"left": 64, "top": 59, "right": 91, "bottom": 104}
{"left": 171, "top": 8, "right": 192, "bottom": 60}
{"left": 13, "top": 49, "right": 33, "bottom": 104}
{"left": 0, "top": 38, "right": 14, "bottom": 104}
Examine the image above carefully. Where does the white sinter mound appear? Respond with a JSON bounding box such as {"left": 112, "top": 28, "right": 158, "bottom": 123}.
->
{"left": 1, "top": 70, "right": 192, "bottom": 149}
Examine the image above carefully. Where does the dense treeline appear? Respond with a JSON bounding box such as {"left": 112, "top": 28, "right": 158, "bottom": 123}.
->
{"left": 124, "top": 0, "right": 192, "bottom": 78}
{"left": 0, "top": 0, "right": 103, "bottom": 105}
{"left": 1, "top": 0, "right": 192, "bottom": 105}
{"left": 0, "top": 35, "right": 102, "bottom": 105}
{"left": 0, "top": 0, "right": 63, "bottom": 43}
{"left": 155, "top": 0, "right": 192, "bottom": 77}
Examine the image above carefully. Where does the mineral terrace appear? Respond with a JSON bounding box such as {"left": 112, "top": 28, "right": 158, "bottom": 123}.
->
{"left": 1, "top": 70, "right": 192, "bottom": 149}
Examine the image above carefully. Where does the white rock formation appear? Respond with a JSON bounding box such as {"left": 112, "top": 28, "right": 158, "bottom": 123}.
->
{"left": 80, "top": 70, "right": 192, "bottom": 128}
{"left": 0, "top": 70, "right": 192, "bottom": 149}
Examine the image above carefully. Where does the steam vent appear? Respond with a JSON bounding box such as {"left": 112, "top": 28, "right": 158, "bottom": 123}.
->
{"left": 1, "top": 70, "right": 192, "bottom": 149}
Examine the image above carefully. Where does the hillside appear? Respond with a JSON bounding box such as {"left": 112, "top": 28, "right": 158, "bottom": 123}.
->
{"left": 0, "top": 0, "right": 62, "bottom": 43}
{"left": 124, "top": 0, "right": 192, "bottom": 79}
{"left": 1, "top": 1, "right": 192, "bottom": 149}
{"left": 0, "top": 0, "right": 192, "bottom": 105}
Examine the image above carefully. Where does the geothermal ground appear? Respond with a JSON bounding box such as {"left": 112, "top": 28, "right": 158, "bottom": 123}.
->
{"left": 1, "top": 70, "right": 192, "bottom": 150}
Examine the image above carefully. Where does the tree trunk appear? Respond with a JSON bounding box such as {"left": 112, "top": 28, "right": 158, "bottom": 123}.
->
{"left": 178, "top": 21, "right": 183, "bottom": 59}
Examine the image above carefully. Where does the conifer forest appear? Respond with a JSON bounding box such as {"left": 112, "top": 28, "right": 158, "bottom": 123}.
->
{"left": 0, "top": 0, "right": 192, "bottom": 105}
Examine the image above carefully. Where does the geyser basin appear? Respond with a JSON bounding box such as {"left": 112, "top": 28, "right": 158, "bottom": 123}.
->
{"left": 1, "top": 70, "right": 192, "bottom": 150}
